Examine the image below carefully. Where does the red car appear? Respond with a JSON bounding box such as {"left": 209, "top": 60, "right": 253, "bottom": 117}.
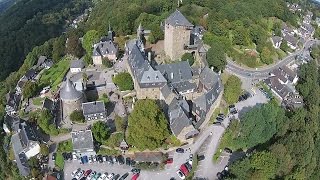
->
{"left": 83, "top": 169, "right": 92, "bottom": 177}
{"left": 166, "top": 158, "right": 173, "bottom": 164}
{"left": 131, "top": 173, "right": 139, "bottom": 180}
{"left": 180, "top": 164, "right": 189, "bottom": 176}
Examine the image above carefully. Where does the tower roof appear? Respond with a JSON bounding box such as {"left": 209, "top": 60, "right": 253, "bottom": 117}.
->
{"left": 60, "top": 79, "right": 83, "bottom": 101}
{"left": 165, "top": 9, "right": 193, "bottom": 27}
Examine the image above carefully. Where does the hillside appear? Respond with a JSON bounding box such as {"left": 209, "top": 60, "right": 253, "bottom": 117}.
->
{"left": 0, "top": 0, "right": 16, "bottom": 13}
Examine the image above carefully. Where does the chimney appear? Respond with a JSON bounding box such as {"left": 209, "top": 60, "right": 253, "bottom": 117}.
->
{"left": 148, "top": 52, "right": 152, "bottom": 61}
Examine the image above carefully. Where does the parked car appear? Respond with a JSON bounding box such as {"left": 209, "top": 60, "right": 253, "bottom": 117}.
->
{"left": 213, "top": 122, "right": 222, "bottom": 125}
{"left": 83, "top": 169, "right": 92, "bottom": 177}
{"left": 184, "top": 162, "right": 192, "bottom": 172}
{"left": 131, "top": 168, "right": 141, "bottom": 174}
{"left": 103, "top": 156, "right": 107, "bottom": 162}
{"left": 72, "top": 168, "right": 81, "bottom": 177}
{"left": 117, "top": 155, "right": 125, "bottom": 165}
{"left": 224, "top": 148, "right": 232, "bottom": 154}
{"left": 75, "top": 170, "right": 84, "bottom": 179}
{"left": 126, "top": 157, "right": 131, "bottom": 166}
{"left": 218, "top": 113, "right": 225, "bottom": 118}
{"left": 216, "top": 117, "right": 224, "bottom": 122}
{"left": 229, "top": 105, "right": 238, "bottom": 114}
{"left": 73, "top": 153, "right": 78, "bottom": 160}
{"left": 52, "top": 153, "right": 56, "bottom": 161}
{"left": 131, "top": 173, "right": 139, "bottom": 180}
{"left": 176, "top": 148, "right": 184, "bottom": 153}
{"left": 119, "top": 173, "right": 129, "bottom": 180}
{"left": 88, "top": 156, "right": 93, "bottom": 163}
{"left": 176, "top": 170, "right": 185, "bottom": 180}
{"left": 107, "top": 173, "right": 114, "bottom": 180}
{"left": 94, "top": 173, "right": 101, "bottom": 180}
{"left": 166, "top": 158, "right": 173, "bottom": 164}
{"left": 92, "top": 155, "right": 97, "bottom": 162}
{"left": 86, "top": 171, "right": 96, "bottom": 180}
{"left": 180, "top": 164, "right": 189, "bottom": 176}
{"left": 197, "top": 155, "right": 205, "bottom": 161}
{"left": 83, "top": 156, "right": 89, "bottom": 164}
{"left": 98, "top": 173, "right": 107, "bottom": 180}
{"left": 112, "top": 174, "right": 120, "bottom": 180}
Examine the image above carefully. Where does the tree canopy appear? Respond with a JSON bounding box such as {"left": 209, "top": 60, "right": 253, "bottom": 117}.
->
{"left": 70, "top": 110, "right": 85, "bottom": 123}
{"left": 23, "top": 81, "right": 38, "bottom": 99}
{"left": 223, "top": 75, "right": 242, "bottom": 104}
{"left": 181, "top": 53, "right": 195, "bottom": 66}
{"left": 127, "top": 99, "right": 170, "bottom": 150}
{"left": 92, "top": 121, "right": 110, "bottom": 144}
{"left": 112, "top": 72, "right": 134, "bottom": 91}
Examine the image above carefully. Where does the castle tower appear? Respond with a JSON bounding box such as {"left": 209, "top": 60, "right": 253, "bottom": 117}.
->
{"left": 60, "top": 79, "right": 85, "bottom": 121}
{"left": 164, "top": 10, "right": 194, "bottom": 61}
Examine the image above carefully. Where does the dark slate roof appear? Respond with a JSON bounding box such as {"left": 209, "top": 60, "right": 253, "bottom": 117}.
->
{"left": 42, "top": 98, "right": 54, "bottom": 110}
{"left": 24, "top": 68, "right": 36, "bottom": 79}
{"left": 280, "top": 66, "right": 296, "bottom": 82}
{"left": 134, "top": 152, "right": 164, "bottom": 163}
{"left": 11, "top": 134, "right": 30, "bottom": 176}
{"left": 70, "top": 59, "right": 85, "bottom": 69}
{"left": 172, "top": 81, "right": 197, "bottom": 93}
{"left": 199, "top": 67, "right": 219, "bottom": 90}
{"left": 264, "top": 77, "right": 290, "bottom": 99}
{"left": 19, "top": 122, "right": 38, "bottom": 148}
{"left": 271, "top": 36, "right": 283, "bottom": 44}
{"left": 194, "top": 85, "right": 220, "bottom": 112}
{"left": 160, "top": 84, "right": 172, "bottom": 99}
{"left": 4, "top": 115, "right": 20, "bottom": 132}
{"left": 283, "top": 34, "right": 298, "bottom": 46}
{"left": 60, "top": 79, "right": 83, "bottom": 101}
{"left": 271, "top": 68, "right": 287, "bottom": 83}
{"left": 156, "top": 61, "right": 193, "bottom": 84}
{"left": 165, "top": 10, "right": 193, "bottom": 27}
{"left": 93, "top": 40, "right": 118, "bottom": 57}
{"left": 6, "top": 92, "right": 21, "bottom": 109}
{"left": 168, "top": 98, "right": 193, "bottom": 136}
{"left": 71, "top": 130, "right": 95, "bottom": 151}
{"left": 82, "top": 101, "right": 105, "bottom": 116}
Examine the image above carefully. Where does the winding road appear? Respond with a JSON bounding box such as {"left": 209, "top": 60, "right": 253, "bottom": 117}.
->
{"left": 226, "top": 39, "right": 318, "bottom": 79}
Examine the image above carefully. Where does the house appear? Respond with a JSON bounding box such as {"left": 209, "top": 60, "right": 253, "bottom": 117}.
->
{"left": 70, "top": 59, "right": 85, "bottom": 73}
{"left": 16, "top": 79, "right": 26, "bottom": 94}
{"left": 270, "top": 66, "right": 298, "bottom": 84}
{"left": 24, "top": 68, "right": 37, "bottom": 80}
{"left": 71, "top": 130, "right": 96, "bottom": 157}
{"left": 92, "top": 40, "right": 118, "bottom": 65}
{"left": 5, "top": 92, "right": 21, "bottom": 116}
{"left": 264, "top": 76, "right": 291, "bottom": 100}
{"left": 37, "top": 56, "right": 53, "bottom": 69}
{"left": 134, "top": 152, "right": 164, "bottom": 163}
{"left": 82, "top": 101, "right": 106, "bottom": 121}
{"left": 271, "top": 36, "right": 283, "bottom": 49}
{"left": 281, "top": 24, "right": 295, "bottom": 37}
{"left": 192, "top": 67, "right": 222, "bottom": 128}
{"left": 168, "top": 98, "right": 199, "bottom": 142}
{"left": 283, "top": 92, "right": 304, "bottom": 110}
{"left": 283, "top": 34, "right": 298, "bottom": 50}
{"left": 3, "top": 115, "right": 20, "bottom": 134}
{"left": 11, "top": 122, "right": 40, "bottom": 176}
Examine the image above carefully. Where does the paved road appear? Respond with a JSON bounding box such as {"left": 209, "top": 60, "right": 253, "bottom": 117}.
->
{"left": 226, "top": 39, "right": 318, "bottom": 79}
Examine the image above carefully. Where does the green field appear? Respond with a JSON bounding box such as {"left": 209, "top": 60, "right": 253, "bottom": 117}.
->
{"left": 39, "top": 58, "right": 70, "bottom": 92}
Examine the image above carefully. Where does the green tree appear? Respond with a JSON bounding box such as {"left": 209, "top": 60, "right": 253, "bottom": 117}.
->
{"left": 181, "top": 53, "right": 194, "bottom": 66}
{"left": 82, "top": 30, "right": 100, "bottom": 55}
{"left": 40, "top": 144, "right": 49, "bottom": 156}
{"left": 310, "top": 45, "right": 320, "bottom": 60}
{"left": 82, "top": 73, "right": 88, "bottom": 82}
{"left": 223, "top": 75, "right": 242, "bottom": 104}
{"left": 102, "top": 57, "right": 113, "bottom": 68}
{"left": 280, "top": 40, "right": 290, "bottom": 53}
{"left": 52, "top": 36, "right": 66, "bottom": 62}
{"left": 127, "top": 99, "right": 170, "bottom": 150}
{"left": 260, "top": 47, "right": 274, "bottom": 65}
{"left": 206, "top": 45, "right": 226, "bottom": 72}
{"left": 115, "top": 115, "right": 125, "bottom": 132}
{"left": 23, "top": 81, "right": 38, "bottom": 99}
{"left": 66, "top": 34, "right": 84, "bottom": 58}
{"left": 70, "top": 110, "right": 85, "bottom": 123}
{"left": 112, "top": 72, "right": 133, "bottom": 91}
{"left": 92, "top": 121, "right": 110, "bottom": 144}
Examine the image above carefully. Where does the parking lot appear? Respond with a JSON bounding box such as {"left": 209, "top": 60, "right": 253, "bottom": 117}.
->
{"left": 64, "top": 160, "right": 135, "bottom": 180}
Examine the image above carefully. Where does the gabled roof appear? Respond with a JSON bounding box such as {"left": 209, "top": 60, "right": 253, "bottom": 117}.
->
{"left": 82, "top": 101, "right": 105, "bottom": 116}
{"left": 4, "top": 115, "right": 20, "bottom": 133}
{"left": 271, "top": 36, "right": 283, "bottom": 44}
{"left": 37, "top": 56, "right": 47, "bottom": 67}
{"left": 11, "top": 134, "right": 30, "bottom": 176}
{"left": 24, "top": 68, "right": 36, "bottom": 79}
{"left": 60, "top": 79, "right": 83, "bottom": 101}
{"left": 71, "top": 130, "right": 95, "bottom": 151}
{"left": 165, "top": 10, "right": 193, "bottom": 27}
{"left": 199, "top": 67, "right": 219, "bottom": 90}
{"left": 280, "top": 66, "right": 296, "bottom": 82}
{"left": 264, "top": 77, "right": 291, "bottom": 99}
{"left": 156, "top": 61, "right": 193, "bottom": 84}
{"left": 194, "top": 86, "right": 219, "bottom": 112}
{"left": 70, "top": 59, "right": 85, "bottom": 69}
{"left": 93, "top": 40, "right": 118, "bottom": 57}
{"left": 6, "top": 92, "right": 21, "bottom": 109}
{"left": 283, "top": 34, "right": 298, "bottom": 46}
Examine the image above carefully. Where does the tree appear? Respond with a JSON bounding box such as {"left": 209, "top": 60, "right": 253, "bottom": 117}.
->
{"left": 102, "top": 57, "right": 113, "bottom": 68}
{"left": 310, "top": 45, "right": 320, "bottom": 60}
{"left": 207, "top": 44, "right": 226, "bottom": 72}
{"left": 40, "top": 144, "right": 49, "bottom": 156}
{"left": 70, "top": 110, "right": 85, "bottom": 123}
{"left": 260, "top": 47, "right": 274, "bottom": 65}
{"left": 23, "top": 81, "right": 38, "bottom": 99}
{"left": 82, "top": 30, "right": 100, "bottom": 55}
{"left": 181, "top": 53, "right": 194, "bottom": 66}
{"left": 223, "top": 75, "right": 242, "bottom": 104}
{"left": 92, "top": 121, "right": 110, "bottom": 144}
{"left": 112, "top": 72, "right": 133, "bottom": 91}
{"left": 127, "top": 99, "right": 170, "bottom": 150}
{"left": 82, "top": 73, "right": 88, "bottom": 82}
{"left": 52, "top": 36, "right": 66, "bottom": 62}
{"left": 280, "top": 40, "right": 290, "bottom": 53}
{"left": 66, "top": 34, "right": 84, "bottom": 58}
{"left": 115, "top": 115, "right": 125, "bottom": 132}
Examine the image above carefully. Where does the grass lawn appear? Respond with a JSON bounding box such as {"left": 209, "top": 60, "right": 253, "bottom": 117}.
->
{"left": 32, "top": 97, "right": 44, "bottom": 106}
{"left": 55, "top": 152, "right": 65, "bottom": 170}
{"left": 97, "top": 147, "right": 121, "bottom": 156}
{"left": 39, "top": 57, "right": 70, "bottom": 92}
{"left": 104, "top": 132, "right": 124, "bottom": 148}
{"left": 57, "top": 140, "right": 73, "bottom": 152}
{"left": 221, "top": 72, "right": 230, "bottom": 85}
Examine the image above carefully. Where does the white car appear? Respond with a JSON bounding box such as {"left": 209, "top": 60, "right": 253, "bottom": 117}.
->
{"left": 107, "top": 173, "right": 114, "bottom": 180}
{"left": 75, "top": 170, "right": 84, "bottom": 179}
{"left": 88, "top": 156, "right": 93, "bottom": 163}
{"left": 176, "top": 170, "right": 185, "bottom": 179}
{"left": 98, "top": 173, "right": 107, "bottom": 180}
{"left": 188, "top": 154, "right": 193, "bottom": 165}
{"left": 73, "top": 153, "right": 77, "bottom": 160}
{"left": 92, "top": 155, "right": 97, "bottom": 162}
{"left": 71, "top": 168, "right": 81, "bottom": 177}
